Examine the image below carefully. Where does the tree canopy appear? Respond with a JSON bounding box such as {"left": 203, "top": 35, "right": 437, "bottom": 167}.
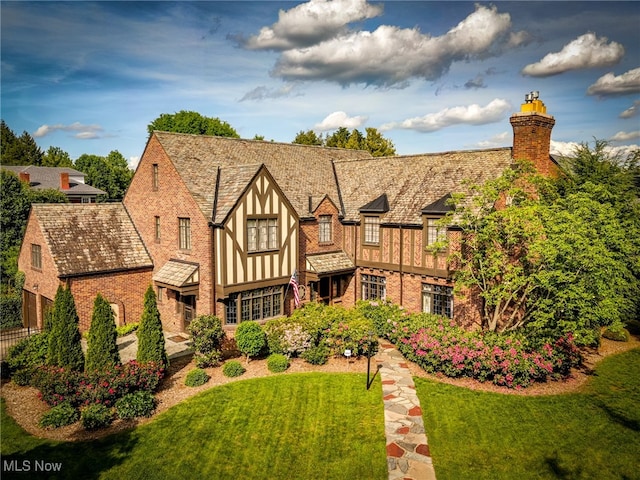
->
{"left": 1, "top": 120, "right": 44, "bottom": 166}
{"left": 147, "top": 110, "right": 240, "bottom": 138}
{"left": 46, "top": 285, "right": 85, "bottom": 371}
{"left": 74, "top": 150, "right": 133, "bottom": 201}
{"left": 293, "top": 127, "right": 396, "bottom": 157}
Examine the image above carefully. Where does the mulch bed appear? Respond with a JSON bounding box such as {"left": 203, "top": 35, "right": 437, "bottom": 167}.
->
{"left": 2, "top": 336, "right": 638, "bottom": 442}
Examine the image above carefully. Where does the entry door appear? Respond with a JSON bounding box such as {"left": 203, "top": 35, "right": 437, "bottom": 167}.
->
{"left": 23, "top": 290, "right": 37, "bottom": 328}
{"left": 182, "top": 295, "right": 196, "bottom": 330}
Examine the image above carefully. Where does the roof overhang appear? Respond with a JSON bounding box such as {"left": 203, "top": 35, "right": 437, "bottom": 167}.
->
{"left": 305, "top": 251, "right": 355, "bottom": 281}
{"left": 153, "top": 259, "right": 200, "bottom": 295}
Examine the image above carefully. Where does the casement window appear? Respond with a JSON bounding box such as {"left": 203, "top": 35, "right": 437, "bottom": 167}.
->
{"left": 422, "top": 284, "right": 453, "bottom": 318}
{"left": 318, "top": 215, "right": 332, "bottom": 243}
{"left": 426, "top": 218, "right": 446, "bottom": 246}
{"left": 31, "top": 244, "right": 42, "bottom": 269}
{"left": 361, "top": 274, "right": 386, "bottom": 301}
{"left": 152, "top": 164, "right": 159, "bottom": 190}
{"left": 154, "top": 216, "right": 161, "bottom": 242}
{"left": 247, "top": 218, "right": 278, "bottom": 252}
{"left": 363, "top": 216, "right": 380, "bottom": 245}
{"left": 179, "top": 217, "right": 191, "bottom": 250}
{"left": 225, "top": 286, "right": 283, "bottom": 325}
{"left": 156, "top": 286, "right": 165, "bottom": 303}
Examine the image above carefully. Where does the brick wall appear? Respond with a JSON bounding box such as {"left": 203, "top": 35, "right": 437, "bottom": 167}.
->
{"left": 510, "top": 112, "right": 558, "bottom": 177}
{"left": 124, "top": 134, "right": 214, "bottom": 332}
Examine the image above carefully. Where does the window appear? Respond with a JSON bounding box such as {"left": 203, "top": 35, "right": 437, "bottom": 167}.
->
{"left": 156, "top": 286, "right": 164, "bottom": 303}
{"left": 361, "top": 274, "right": 386, "bottom": 301}
{"left": 247, "top": 218, "right": 278, "bottom": 252}
{"left": 422, "top": 284, "right": 453, "bottom": 318}
{"left": 31, "top": 244, "right": 42, "bottom": 269}
{"left": 152, "top": 164, "right": 159, "bottom": 190}
{"left": 363, "top": 216, "right": 380, "bottom": 245}
{"left": 426, "top": 218, "right": 446, "bottom": 246}
{"left": 179, "top": 218, "right": 191, "bottom": 250}
{"left": 319, "top": 215, "right": 332, "bottom": 243}
{"left": 225, "top": 287, "right": 283, "bottom": 324}
{"left": 154, "top": 216, "right": 161, "bottom": 242}
{"left": 81, "top": 197, "right": 91, "bottom": 204}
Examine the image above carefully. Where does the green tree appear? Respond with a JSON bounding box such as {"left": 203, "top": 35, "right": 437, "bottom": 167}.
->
{"left": 0, "top": 121, "right": 43, "bottom": 165}
{"left": 364, "top": 127, "right": 396, "bottom": 157}
{"left": 324, "top": 127, "right": 351, "bottom": 148}
{"left": 235, "top": 321, "right": 266, "bottom": 362}
{"left": 85, "top": 294, "right": 120, "bottom": 372}
{"left": 42, "top": 146, "right": 73, "bottom": 167}
{"left": 322, "top": 127, "right": 396, "bottom": 156}
{"left": 74, "top": 150, "right": 133, "bottom": 201}
{"left": 136, "top": 285, "right": 168, "bottom": 368}
{"left": 147, "top": 111, "right": 240, "bottom": 138}
{"left": 292, "top": 130, "right": 323, "bottom": 146}
{"left": 46, "top": 285, "right": 85, "bottom": 371}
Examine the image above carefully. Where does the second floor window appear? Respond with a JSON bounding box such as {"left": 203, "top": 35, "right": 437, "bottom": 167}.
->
{"left": 426, "top": 218, "right": 446, "bottom": 246}
{"left": 319, "top": 215, "right": 332, "bottom": 243}
{"left": 363, "top": 216, "right": 380, "bottom": 245}
{"left": 179, "top": 217, "right": 191, "bottom": 250}
{"left": 31, "top": 244, "right": 42, "bottom": 269}
{"left": 247, "top": 218, "right": 278, "bottom": 252}
{"left": 152, "top": 164, "right": 159, "bottom": 190}
{"left": 155, "top": 216, "right": 161, "bottom": 242}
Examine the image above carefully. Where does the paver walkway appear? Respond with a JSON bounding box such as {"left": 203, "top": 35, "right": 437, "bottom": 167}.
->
{"left": 375, "top": 341, "right": 437, "bottom": 480}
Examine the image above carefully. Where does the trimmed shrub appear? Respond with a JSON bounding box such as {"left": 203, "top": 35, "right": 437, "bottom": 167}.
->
{"left": 116, "top": 322, "right": 139, "bottom": 337}
{"left": 267, "top": 353, "right": 289, "bottom": 373}
{"left": 85, "top": 294, "right": 121, "bottom": 373}
{"left": 6, "top": 332, "right": 49, "bottom": 385}
{"left": 301, "top": 344, "right": 330, "bottom": 365}
{"left": 222, "top": 360, "right": 246, "bottom": 378}
{"left": 0, "top": 293, "right": 22, "bottom": 329}
{"left": 81, "top": 404, "right": 114, "bottom": 430}
{"left": 188, "top": 315, "right": 226, "bottom": 368}
{"left": 38, "top": 402, "right": 79, "bottom": 429}
{"left": 115, "top": 391, "right": 156, "bottom": 419}
{"left": 46, "top": 285, "right": 84, "bottom": 371}
{"left": 235, "top": 321, "right": 266, "bottom": 361}
{"left": 137, "top": 286, "right": 168, "bottom": 369}
{"left": 602, "top": 326, "right": 630, "bottom": 342}
{"left": 185, "top": 368, "right": 210, "bottom": 387}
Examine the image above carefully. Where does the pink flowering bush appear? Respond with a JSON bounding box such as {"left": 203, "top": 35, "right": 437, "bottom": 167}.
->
{"left": 33, "top": 360, "right": 165, "bottom": 407}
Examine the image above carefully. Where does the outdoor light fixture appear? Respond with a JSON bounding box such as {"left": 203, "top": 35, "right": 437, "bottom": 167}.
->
{"left": 344, "top": 349, "right": 352, "bottom": 360}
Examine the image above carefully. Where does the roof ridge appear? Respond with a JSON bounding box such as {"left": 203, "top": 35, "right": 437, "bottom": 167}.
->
{"left": 333, "top": 146, "right": 512, "bottom": 163}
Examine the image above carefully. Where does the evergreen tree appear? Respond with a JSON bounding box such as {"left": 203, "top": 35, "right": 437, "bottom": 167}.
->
{"left": 136, "top": 285, "right": 168, "bottom": 368}
{"left": 46, "top": 285, "right": 85, "bottom": 371}
{"left": 85, "top": 294, "right": 120, "bottom": 372}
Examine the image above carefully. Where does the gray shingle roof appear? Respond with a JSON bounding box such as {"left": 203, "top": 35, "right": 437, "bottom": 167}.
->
{"left": 152, "top": 132, "right": 372, "bottom": 220}
{"left": 31, "top": 203, "right": 152, "bottom": 277}
{"left": 334, "top": 148, "right": 514, "bottom": 225}
{"left": 3, "top": 166, "right": 106, "bottom": 196}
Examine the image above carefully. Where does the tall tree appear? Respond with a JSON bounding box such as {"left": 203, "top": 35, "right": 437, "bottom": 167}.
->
{"left": 147, "top": 111, "right": 239, "bottom": 138}
{"left": 46, "top": 285, "right": 85, "bottom": 371}
{"left": 85, "top": 294, "right": 121, "bottom": 373}
{"left": 42, "top": 146, "right": 73, "bottom": 167}
{"left": 137, "top": 286, "right": 168, "bottom": 368}
{"left": 74, "top": 150, "right": 133, "bottom": 201}
{"left": 364, "top": 127, "right": 396, "bottom": 157}
{"left": 321, "top": 127, "right": 396, "bottom": 156}
{"left": 0, "top": 121, "right": 43, "bottom": 165}
{"left": 324, "top": 127, "right": 351, "bottom": 149}
{"left": 292, "top": 130, "right": 323, "bottom": 146}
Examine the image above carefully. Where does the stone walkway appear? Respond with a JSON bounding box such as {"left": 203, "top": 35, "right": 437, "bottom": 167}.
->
{"left": 375, "top": 341, "right": 437, "bottom": 480}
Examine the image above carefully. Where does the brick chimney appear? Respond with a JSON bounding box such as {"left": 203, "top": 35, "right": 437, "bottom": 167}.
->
{"left": 60, "top": 172, "right": 70, "bottom": 190}
{"left": 19, "top": 172, "right": 31, "bottom": 184}
{"left": 510, "top": 91, "right": 558, "bottom": 177}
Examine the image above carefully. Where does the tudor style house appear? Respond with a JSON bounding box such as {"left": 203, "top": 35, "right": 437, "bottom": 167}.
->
{"left": 19, "top": 93, "right": 558, "bottom": 333}
{"left": 3, "top": 166, "right": 106, "bottom": 203}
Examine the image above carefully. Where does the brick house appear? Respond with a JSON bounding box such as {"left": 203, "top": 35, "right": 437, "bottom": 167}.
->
{"left": 20, "top": 93, "right": 558, "bottom": 333}
{"left": 3, "top": 166, "right": 106, "bottom": 203}
{"left": 18, "top": 203, "right": 153, "bottom": 330}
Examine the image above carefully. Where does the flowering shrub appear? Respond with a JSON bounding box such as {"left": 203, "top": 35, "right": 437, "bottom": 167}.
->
{"left": 32, "top": 360, "right": 165, "bottom": 407}
{"left": 355, "top": 300, "right": 407, "bottom": 338}
{"left": 324, "top": 318, "right": 378, "bottom": 358}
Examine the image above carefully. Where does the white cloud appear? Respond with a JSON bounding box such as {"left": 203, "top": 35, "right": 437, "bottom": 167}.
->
{"left": 620, "top": 100, "right": 640, "bottom": 119}
{"left": 610, "top": 130, "right": 640, "bottom": 142}
{"left": 476, "top": 131, "right": 511, "bottom": 148}
{"left": 314, "top": 111, "right": 368, "bottom": 131}
{"left": 239, "top": 83, "right": 300, "bottom": 102}
{"left": 587, "top": 67, "right": 640, "bottom": 97}
{"left": 129, "top": 156, "right": 140, "bottom": 169}
{"left": 550, "top": 140, "right": 580, "bottom": 157}
{"left": 551, "top": 139, "right": 639, "bottom": 159}
{"left": 381, "top": 98, "right": 511, "bottom": 133}
{"left": 242, "top": 0, "right": 383, "bottom": 50}
{"left": 32, "top": 122, "right": 104, "bottom": 139}
{"left": 269, "top": 4, "right": 514, "bottom": 86}
{"left": 522, "top": 33, "right": 624, "bottom": 77}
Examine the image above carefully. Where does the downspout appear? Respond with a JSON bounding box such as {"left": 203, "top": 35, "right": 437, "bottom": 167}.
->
{"left": 399, "top": 225, "right": 404, "bottom": 305}
{"left": 210, "top": 167, "right": 221, "bottom": 316}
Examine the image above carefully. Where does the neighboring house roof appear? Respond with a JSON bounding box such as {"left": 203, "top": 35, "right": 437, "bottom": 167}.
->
{"left": 334, "top": 148, "right": 514, "bottom": 225}
{"left": 151, "top": 132, "right": 372, "bottom": 221}
{"left": 3, "top": 165, "right": 106, "bottom": 196}
{"left": 30, "top": 203, "right": 152, "bottom": 277}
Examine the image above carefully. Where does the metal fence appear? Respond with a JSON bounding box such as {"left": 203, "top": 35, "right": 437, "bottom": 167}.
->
{"left": 0, "top": 326, "right": 42, "bottom": 361}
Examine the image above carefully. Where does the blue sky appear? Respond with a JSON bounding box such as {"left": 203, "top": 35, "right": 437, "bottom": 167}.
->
{"left": 2, "top": 1, "right": 639, "bottom": 168}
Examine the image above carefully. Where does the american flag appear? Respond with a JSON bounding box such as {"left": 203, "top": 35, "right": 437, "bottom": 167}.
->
{"left": 289, "top": 269, "right": 300, "bottom": 308}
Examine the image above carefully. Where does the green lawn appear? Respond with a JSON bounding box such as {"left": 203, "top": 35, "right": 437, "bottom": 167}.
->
{"left": 0, "top": 373, "right": 388, "bottom": 480}
{"left": 416, "top": 347, "right": 640, "bottom": 480}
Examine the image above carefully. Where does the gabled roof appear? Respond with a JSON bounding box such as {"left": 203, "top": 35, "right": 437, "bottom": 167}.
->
{"left": 151, "top": 131, "right": 372, "bottom": 220}
{"left": 30, "top": 203, "right": 152, "bottom": 277}
{"left": 334, "top": 148, "right": 513, "bottom": 225}
{"left": 153, "top": 260, "right": 199, "bottom": 288}
{"left": 2, "top": 166, "right": 106, "bottom": 196}
{"left": 212, "top": 163, "right": 263, "bottom": 224}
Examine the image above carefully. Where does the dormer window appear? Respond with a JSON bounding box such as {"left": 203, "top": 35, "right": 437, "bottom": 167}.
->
{"left": 360, "top": 193, "right": 389, "bottom": 247}
{"left": 363, "top": 216, "right": 380, "bottom": 245}
{"left": 426, "top": 218, "right": 446, "bottom": 246}
{"left": 422, "top": 193, "right": 453, "bottom": 250}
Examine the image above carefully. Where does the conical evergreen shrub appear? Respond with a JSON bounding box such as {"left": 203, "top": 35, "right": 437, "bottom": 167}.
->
{"left": 46, "top": 285, "right": 85, "bottom": 371}
{"left": 136, "top": 285, "right": 168, "bottom": 368}
{"left": 85, "top": 294, "right": 121, "bottom": 372}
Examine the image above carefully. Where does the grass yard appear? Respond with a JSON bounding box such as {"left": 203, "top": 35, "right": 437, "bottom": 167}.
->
{"left": 416, "top": 347, "right": 640, "bottom": 480}
{"left": 0, "top": 373, "right": 387, "bottom": 480}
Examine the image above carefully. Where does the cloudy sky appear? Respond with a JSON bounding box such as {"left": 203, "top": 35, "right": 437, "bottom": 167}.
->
{"left": 2, "top": 1, "right": 639, "bottom": 168}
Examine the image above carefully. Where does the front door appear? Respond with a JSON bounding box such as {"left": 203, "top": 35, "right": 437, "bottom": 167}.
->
{"left": 182, "top": 295, "right": 196, "bottom": 331}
